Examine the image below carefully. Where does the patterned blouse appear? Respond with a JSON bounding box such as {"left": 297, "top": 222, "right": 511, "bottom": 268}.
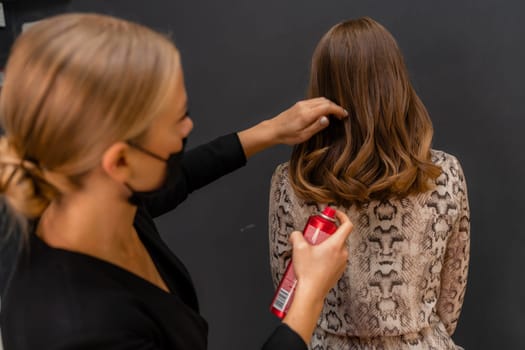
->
{"left": 268, "top": 150, "right": 470, "bottom": 349}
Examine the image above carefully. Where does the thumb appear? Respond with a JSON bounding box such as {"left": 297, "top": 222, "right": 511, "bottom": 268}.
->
{"left": 331, "top": 210, "right": 353, "bottom": 244}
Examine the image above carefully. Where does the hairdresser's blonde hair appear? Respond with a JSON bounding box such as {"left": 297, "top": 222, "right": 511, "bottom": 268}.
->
{"left": 289, "top": 17, "right": 442, "bottom": 207}
{"left": 0, "top": 13, "right": 181, "bottom": 219}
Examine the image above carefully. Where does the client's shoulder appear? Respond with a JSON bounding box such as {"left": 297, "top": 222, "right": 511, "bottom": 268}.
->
{"left": 431, "top": 149, "right": 465, "bottom": 175}
{"left": 431, "top": 149, "right": 458, "bottom": 164}
{"left": 274, "top": 161, "right": 290, "bottom": 174}
{"left": 271, "top": 162, "right": 291, "bottom": 183}
{"left": 430, "top": 149, "right": 468, "bottom": 197}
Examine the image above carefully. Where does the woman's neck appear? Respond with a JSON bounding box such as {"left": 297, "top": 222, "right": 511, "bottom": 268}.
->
{"left": 36, "top": 184, "right": 139, "bottom": 258}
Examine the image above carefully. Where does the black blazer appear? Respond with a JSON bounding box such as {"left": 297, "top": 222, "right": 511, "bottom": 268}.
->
{"left": 1, "top": 134, "right": 306, "bottom": 350}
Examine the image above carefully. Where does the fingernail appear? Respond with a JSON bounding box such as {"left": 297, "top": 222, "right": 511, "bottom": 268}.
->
{"left": 320, "top": 116, "right": 329, "bottom": 125}
{"left": 344, "top": 109, "right": 349, "bottom": 116}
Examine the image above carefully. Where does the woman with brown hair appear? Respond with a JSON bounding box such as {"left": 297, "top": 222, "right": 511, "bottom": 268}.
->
{"left": 269, "top": 17, "right": 470, "bottom": 349}
{"left": 0, "top": 13, "right": 353, "bottom": 350}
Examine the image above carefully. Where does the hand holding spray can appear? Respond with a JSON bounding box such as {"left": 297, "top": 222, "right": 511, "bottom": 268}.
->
{"left": 270, "top": 206, "right": 338, "bottom": 318}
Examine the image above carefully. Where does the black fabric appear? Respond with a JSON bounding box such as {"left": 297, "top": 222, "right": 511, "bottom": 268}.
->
{"left": 0, "top": 201, "right": 22, "bottom": 296}
{"left": 0, "top": 133, "right": 305, "bottom": 350}
{"left": 1, "top": 208, "right": 208, "bottom": 350}
{"left": 261, "top": 324, "right": 308, "bottom": 350}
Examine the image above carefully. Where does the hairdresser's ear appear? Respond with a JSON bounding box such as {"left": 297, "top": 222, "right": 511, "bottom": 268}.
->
{"left": 101, "top": 142, "right": 133, "bottom": 183}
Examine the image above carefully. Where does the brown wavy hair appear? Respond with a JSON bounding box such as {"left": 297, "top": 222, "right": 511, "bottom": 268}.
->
{"left": 289, "top": 17, "right": 442, "bottom": 207}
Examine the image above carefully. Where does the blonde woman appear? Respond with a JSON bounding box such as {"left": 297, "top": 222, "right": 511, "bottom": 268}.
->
{"left": 0, "top": 13, "right": 353, "bottom": 350}
{"left": 269, "top": 18, "right": 470, "bottom": 349}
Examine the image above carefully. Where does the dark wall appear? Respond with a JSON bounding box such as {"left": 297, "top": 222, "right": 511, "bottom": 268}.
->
{"left": 0, "top": 0, "right": 70, "bottom": 66}
{"left": 1, "top": 1, "right": 523, "bottom": 349}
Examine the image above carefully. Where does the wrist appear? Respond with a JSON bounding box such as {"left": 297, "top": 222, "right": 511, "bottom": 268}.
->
{"left": 293, "top": 280, "right": 326, "bottom": 310}
{"left": 255, "top": 118, "right": 280, "bottom": 147}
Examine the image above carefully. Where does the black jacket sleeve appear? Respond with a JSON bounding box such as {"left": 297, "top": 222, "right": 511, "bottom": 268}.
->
{"left": 142, "top": 133, "right": 247, "bottom": 218}
{"left": 261, "top": 324, "right": 308, "bottom": 350}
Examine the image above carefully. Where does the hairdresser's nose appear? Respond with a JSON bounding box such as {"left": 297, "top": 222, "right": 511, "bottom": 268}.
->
{"left": 185, "top": 116, "right": 194, "bottom": 136}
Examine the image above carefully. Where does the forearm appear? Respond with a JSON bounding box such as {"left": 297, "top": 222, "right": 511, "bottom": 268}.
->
{"left": 282, "top": 281, "right": 324, "bottom": 344}
{"left": 237, "top": 120, "right": 278, "bottom": 159}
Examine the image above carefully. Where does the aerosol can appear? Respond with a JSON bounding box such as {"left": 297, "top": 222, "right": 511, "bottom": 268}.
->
{"left": 270, "top": 206, "right": 338, "bottom": 318}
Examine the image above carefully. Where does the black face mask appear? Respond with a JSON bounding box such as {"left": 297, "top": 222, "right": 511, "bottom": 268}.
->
{"left": 125, "top": 139, "right": 187, "bottom": 206}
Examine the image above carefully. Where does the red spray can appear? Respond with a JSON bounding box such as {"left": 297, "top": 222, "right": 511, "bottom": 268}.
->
{"left": 270, "top": 206, "right": 338, "bottom": 319}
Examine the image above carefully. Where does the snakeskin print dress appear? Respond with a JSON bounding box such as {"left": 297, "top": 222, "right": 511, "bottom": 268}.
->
{"left": 268, "top": 151, "right": 470, "bottom": 350}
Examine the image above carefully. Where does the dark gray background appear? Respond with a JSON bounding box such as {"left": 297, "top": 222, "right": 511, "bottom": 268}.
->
{"left": 1, "top": 1, "right": 523, "bottom": 349}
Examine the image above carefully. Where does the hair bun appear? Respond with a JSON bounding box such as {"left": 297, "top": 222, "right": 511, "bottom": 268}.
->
{"left": 0, "top": 137, "right": 57, "bottom": 218}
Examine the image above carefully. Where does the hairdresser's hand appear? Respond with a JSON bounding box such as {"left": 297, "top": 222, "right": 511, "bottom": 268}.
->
{"left": 270, "top": 97, "right": 348, "bottom": 145}
{"left": 237, "top": 98, "right": 348, "bottom": 158}
{"left": 291, "top": 209, "right": 352, "bottom": 299}
{"left": 282, "top": 210, "right": 352, "bottom": 344}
